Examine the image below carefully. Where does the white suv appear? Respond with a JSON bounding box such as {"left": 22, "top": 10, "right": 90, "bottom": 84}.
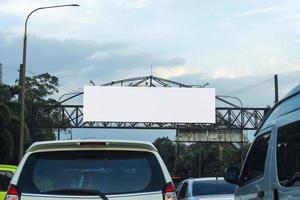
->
{"left": 6, "top": 140, "right": 176, "bottom": 200}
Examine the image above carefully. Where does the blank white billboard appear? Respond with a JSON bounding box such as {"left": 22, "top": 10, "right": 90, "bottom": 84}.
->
{"left": 83, "top": 86, "right": 215, "bottom": 123}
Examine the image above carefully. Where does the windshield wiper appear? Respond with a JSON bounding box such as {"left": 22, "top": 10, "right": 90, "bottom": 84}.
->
{"left": 46, "top": 189, "right": 109, "bottom": 200}
{"left": 282, "top": 172, "right": 300, "bottom": 187}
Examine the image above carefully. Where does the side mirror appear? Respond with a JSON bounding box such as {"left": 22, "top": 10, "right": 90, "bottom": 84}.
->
{"left": 224, "top": 167, "right": 240, "bottom": 185}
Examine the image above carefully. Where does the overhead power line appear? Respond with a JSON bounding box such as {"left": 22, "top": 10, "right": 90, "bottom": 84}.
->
{"left": 223, "top": 77, "right": 273, "bottom": 96}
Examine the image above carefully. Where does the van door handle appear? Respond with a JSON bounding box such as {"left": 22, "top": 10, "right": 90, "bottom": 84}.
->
{"left": 257, "top": 191, "right": 264, "bottom": 198}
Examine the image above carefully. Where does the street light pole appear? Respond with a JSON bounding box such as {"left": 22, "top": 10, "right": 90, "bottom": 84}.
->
{"left": 18, "top": 4, "right": 79, "bottom": 161}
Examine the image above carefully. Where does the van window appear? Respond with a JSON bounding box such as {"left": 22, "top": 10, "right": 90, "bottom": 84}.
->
{"left": 240, "top": 132, "right": 271, "bottom": 185}
{"left": 277, "top": 120, "right": 300, "bottom": 187}
{"left": 17, "top": 151, "right": 165, "bottom": 195}
{"left": 262, "top": 94, "right": 300, "bottom": 130}
{"left": 0, "top": 171, "right": 13, "bottom": 191}
{"left": 279, "top": 94, "right": 300, "bottom": 117}
{"left": 262, "top": 107, "right": 281, "bottom": 129}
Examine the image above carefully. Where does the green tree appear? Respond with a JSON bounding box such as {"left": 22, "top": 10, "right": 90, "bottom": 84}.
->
{"left": 0, "top": 73, "right": 63, "bottom": 164}
{"left": 23, "top": 73, "right": 60, "bottom": 141}
{"left": 153, "top": 137, "right": 176, "bottom": 175}
{"left": 154, "top": 137, "right": 251, "bottom": 178}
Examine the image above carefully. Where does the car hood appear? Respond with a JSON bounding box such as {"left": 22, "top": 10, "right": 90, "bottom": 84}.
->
{"left": 192, "top": 194, "right": 234, "bottom": 200}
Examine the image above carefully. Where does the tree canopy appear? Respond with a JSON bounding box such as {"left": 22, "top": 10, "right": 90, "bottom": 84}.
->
{"left": 153, "top": 137, "right": 250, "bottom": 178}
{"left": 0, "top": 73, "right": 61, "bottom": 164}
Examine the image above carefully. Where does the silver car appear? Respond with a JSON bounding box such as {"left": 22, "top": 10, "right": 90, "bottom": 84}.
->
{"left": 176, "top": 177, "right": 235, "bottom": 200}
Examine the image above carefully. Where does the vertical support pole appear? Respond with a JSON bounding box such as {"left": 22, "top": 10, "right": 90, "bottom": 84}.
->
{"left": 58, "top": 106, "right": 64, "bottom": 140}
{"left": 19, "top": 64, "right": 25, "bottom": 162}
{"left": 219, "top": 143, "right": 224, "bottom": 176}
{"left": 29, "top": 103, "right": 34, "bottom": 142}
{"left": 219, "top": 143, "right": 223, "bottom": 162}
{"left": 174, "top": 141, "right": 177, "bottom": 175}
{"left": 274, "top": 74, "right": 279, "bottom": 104}
{"left": 199, "top": 142, "right": 202, "bottom": 178}
{"left": 174, "top": 130, "right": 179, "bottom": 175}
{"left": 57, "top": 128, "right": 60, "bottom": 140}
{"left": 241, "top": 107, "right": 244, "bottom": 165}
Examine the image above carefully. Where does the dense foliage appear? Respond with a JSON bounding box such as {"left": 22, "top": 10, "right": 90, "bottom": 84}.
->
{"left": 154, "top": 137, "right": 250, "bottom": 178}
{"left": 0, "top": 73, "right": 61, "bottom": 164}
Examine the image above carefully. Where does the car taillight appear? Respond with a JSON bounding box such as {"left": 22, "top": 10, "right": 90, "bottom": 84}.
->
{"left": 6, "top": 185, "right": 20, "bottom": 200}
{"left": 163, "top": 182, "right": 177, "bottom": 200}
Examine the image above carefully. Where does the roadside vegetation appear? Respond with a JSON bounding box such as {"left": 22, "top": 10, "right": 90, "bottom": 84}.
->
{"left": 154, "top": 137, "right": 250, "bottom": 177}
{"left": 0, "top": 73, "right": 62, "bottom": 164}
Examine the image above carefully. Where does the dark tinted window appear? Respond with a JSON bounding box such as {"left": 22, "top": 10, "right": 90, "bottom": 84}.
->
{"left": 175, "top": 183, "right": 183, "bottom": 196}
{"left": 178, "top": 182, "right": 188, "bottom": 199}
{"left": 240, "top": 132, "right": 271, "bottom": 184}
{"left": 18, "top": 151, "right": 165, "bottom": 195}
{"left": 277, "top": 120, "right": 300, "bottom": 187}
{"left": 0, "top": 171, "right": 13, "bottom": 191}
{"left": 192, "top": 180, "right": 235, "bottom": 196}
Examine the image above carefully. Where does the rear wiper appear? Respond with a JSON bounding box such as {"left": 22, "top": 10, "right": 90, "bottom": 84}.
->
{"left": 46, "top": 189, "right": 109, "bottom": 200}
{"left": 282, "top": 172, "right": 300, "bottom": 187}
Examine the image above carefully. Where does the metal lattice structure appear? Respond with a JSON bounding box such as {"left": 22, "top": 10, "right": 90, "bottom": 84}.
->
{"left": 32, "top": 76, "right": 270, "bottom": 131}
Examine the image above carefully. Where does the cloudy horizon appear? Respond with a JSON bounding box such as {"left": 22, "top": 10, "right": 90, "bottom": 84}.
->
{"left": 1, "top": 0, "right": 300, "bottom": 141}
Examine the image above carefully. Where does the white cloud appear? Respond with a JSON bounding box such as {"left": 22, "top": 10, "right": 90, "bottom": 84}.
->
{"left": 115, "top": 0, "right": 152, "bottom": 9}
{"left": 0, "top": 0, "right": 46, "bottom": 16}
{"left": 273, "top": 14, "right": 300, "bottom": 22}
{"left": 154, "top": 66, "right": 187, "bottom": 79}
{"left": 218, "top": 21, "right": 236, "bottom": 28}
{"left": 89, "top": 52, "right": 110, "bottom": 60}
{"left": 212, "top": 68, "right": 237, "bottom": 79}
{"left": 234, "top": 6, "right": 283, "bottom": 17}
{"left": 81, "top": 65, "right": 95, "bottom": 73}
{"left": 255, "top": 56, "right": 300, "bottom": 74}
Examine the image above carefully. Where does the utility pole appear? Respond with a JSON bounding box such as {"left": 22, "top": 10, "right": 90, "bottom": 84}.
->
{"left": 274, "top": 74, "right": 279, "bottom": 104}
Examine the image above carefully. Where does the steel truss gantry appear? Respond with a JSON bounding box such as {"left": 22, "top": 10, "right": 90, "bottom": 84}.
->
{"left": 32, "top": 76, "right": 270, "bottom": 131}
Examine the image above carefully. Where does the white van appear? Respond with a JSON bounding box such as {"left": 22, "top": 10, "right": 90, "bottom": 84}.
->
{"left": 6, "top": 140, "right": 176, "bottom": 200}
{"left": 224, "top": 85, "right": 300, "bottom": 200}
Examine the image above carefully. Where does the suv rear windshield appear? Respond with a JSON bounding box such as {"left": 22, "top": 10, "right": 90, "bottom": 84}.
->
{"left": 18, "top": 150, "right": 165, "bottom": 195}
{"left": 192, "top": 180, "right": 236, "bottom": 196}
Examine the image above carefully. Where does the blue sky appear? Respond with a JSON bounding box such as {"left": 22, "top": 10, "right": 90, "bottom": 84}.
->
{"left": 1, "top": 0, "right": 300, "bottom": 141}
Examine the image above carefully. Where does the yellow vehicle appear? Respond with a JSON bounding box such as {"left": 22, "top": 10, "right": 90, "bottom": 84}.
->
{"left": 0, "top": 165, "right": 17, "bottom": 200}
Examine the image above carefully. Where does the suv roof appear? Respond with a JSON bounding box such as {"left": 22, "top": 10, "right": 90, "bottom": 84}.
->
{"left": 26, "top": 139, "right": 157, "bottom": 153}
